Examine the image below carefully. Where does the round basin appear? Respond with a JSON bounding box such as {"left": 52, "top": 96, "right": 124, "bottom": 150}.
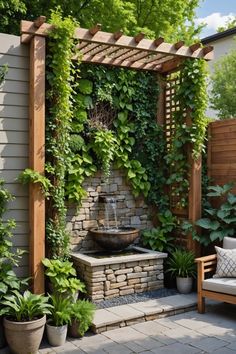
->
{"left": 90, "top": 227, "right": 139, "bottom": 251}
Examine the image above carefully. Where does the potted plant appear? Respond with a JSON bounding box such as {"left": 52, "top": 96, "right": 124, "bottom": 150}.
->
{"left": 42, "top": 258, "right": 86, "bottom": 301}
{"left": 0, "top": 180, "right": 28, "bottom": 348}
{"left": 68, "top": 299, "right": 96, "bottom": 338}
{"left": 166, "top": 249, "right": 196, "bottom": 294}
{"left": 0, "top": 290, "right": 52, "bottom": 354}
{"left": 46, "top": 295, "right": 71, "bottom": 346}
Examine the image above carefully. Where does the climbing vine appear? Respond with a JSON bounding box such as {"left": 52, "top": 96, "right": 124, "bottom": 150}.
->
{"left": 45, "top": 10, "right": 80, "bottom": 258}
{"left": 166, "top": 59, "right": 208, "bottom": 208}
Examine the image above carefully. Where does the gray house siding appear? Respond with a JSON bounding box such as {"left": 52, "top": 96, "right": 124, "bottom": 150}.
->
{"left": 0, "top": 33, "right": 29, "bottom": 277}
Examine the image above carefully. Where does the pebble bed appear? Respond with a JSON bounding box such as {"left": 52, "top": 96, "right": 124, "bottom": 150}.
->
{"left": 94, "top": 287, "right": 178, "bottom": 309}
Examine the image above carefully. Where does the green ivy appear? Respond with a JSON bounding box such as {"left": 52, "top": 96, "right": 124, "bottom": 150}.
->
{"left": 166, "top": 59, "right": 208, "bottom": 208}
{"left": 18, "top": 169, "right": 52, "bottom": 198}
{"left": 45, "top": 10, "right": 80, "bottom": 258}
{"left": 66, "top": 65, "right": 166, "bottom": 206}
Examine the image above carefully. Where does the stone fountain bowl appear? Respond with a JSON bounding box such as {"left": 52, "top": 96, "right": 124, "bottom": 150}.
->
{"left": 90, "top": 227, "right": 139, "bottom": 251}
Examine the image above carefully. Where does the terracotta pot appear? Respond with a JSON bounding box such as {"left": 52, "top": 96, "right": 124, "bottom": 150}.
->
{"left": 46, "top": 321, "right": 68, "bottom": 347}
{"left": 3, "top": 315, "right": 46, "bottom": 354}
{"left": 176, "top": 277, "right": 193, "bottom": 294}
{"left": 68, "top": 319, "right": 81, "bottom": 338}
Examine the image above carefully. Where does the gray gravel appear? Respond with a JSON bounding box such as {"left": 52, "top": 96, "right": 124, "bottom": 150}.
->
{"left": 94, "top": 288, "right": 178, "bottom": 309}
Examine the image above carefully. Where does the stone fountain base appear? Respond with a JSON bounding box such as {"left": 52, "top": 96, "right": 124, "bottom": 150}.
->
{"left": 71, "top": 247, "right": 167, "bottom": 301}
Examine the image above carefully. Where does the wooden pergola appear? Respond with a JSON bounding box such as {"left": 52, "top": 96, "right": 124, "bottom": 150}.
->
{"left": 21, "top": 16, "right": 213, "bottom": 294}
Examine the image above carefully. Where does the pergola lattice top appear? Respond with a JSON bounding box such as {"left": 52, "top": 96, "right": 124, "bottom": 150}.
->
{"left": 21, "top": 17, "right": 213, "bottom": 73}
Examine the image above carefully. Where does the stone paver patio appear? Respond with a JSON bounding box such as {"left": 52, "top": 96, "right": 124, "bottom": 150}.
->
{"left": 0, "top": 298, "right": 236, "bottom": 354}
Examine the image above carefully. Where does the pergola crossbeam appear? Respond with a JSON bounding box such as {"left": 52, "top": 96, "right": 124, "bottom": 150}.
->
{"left": 21, "top": 20, "right": 214, "bottom": 70}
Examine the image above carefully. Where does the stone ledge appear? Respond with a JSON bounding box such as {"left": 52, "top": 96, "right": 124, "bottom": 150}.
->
{"left": 91, "top": 293, "right": 197, "bottom": 334}
{"left": 71, "top": 246, "right": 167, "bottom": 267}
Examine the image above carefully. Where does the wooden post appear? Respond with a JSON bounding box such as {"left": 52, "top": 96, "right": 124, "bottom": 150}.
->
{"left": 188, "top": 154, "right": 202, "bottom": 255}
{"left": 29, "top": 35, "right": 46, "bottom": 294}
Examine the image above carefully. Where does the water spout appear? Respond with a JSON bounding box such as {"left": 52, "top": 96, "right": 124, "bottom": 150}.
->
{"left": 104, "top": 196, "right": 118, "bottom": 230}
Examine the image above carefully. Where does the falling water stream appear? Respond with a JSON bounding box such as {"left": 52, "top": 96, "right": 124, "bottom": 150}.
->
{"left": 104, "top": 196, "right": 118, "bottom": 230}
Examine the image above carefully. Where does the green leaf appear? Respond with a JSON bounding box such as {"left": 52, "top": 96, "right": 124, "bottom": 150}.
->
{"left": 195, "top": 218, "right": 220, "bottom": 230}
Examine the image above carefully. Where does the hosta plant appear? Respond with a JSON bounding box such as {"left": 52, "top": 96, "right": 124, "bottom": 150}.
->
{"left": 0, "top": 290, "right": 52, "bottom": 321}
{"left": 42, "top": 258, "right": 86, "bottom": 296}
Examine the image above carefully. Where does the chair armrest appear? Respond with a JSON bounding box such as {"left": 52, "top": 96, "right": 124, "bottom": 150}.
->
{"left": 195, "top": 254, "right": 217, "bottom": 263}
{"left": 195, "top": 254, "right": 217, "bottom": 284}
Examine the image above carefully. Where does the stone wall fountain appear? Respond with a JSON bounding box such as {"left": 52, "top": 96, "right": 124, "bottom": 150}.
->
{"left": 90, "top": 194, "right": 139, "bottom": 251}
{"left": 71, "top": 192, "right": 167, "bottom": 301}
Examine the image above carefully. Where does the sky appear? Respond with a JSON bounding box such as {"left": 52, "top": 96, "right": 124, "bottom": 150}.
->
{"left": 195, "top": 0, "right": 236, "bottom": 38}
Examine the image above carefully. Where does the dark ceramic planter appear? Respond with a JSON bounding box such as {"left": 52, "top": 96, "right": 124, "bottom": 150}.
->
{"left": 90, "top": 227, "right": 139, "bottom": 251}
{"left": 68, "top": 319, "right": 81, "bottom": 338}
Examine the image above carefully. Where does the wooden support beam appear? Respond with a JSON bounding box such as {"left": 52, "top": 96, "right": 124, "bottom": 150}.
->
{"left": 188, "top": 155, "right": 202, "bottom": 256}
{"left": 81, "top": 53, "right": 159, "bottom": 71}
{"left": 29, "top": 35, "right": 46, "bottom": 294}
{"left": 174, "top": 40, "right": 185, "bottom": 50}
{"left": 89, "top": 24, "right": 101, "bottom": 35}
{"left": 113, "top": 30, "right": 123, "bottom": 40}
{"left": 21, "top": 33, "right": 33, "bottom": 44}
{"left": 187, "top": 112, "right": 201, "bottom": 256}
{"left": 203, "top": 45, "right": 214, "bottom": 55}
{"left": 189, "top": 42, "right": 201, "bottom": 53}
{"left": 113, "top": 49, "right": 139, "bottom": 62}
{"left": 161, "top": 57, "right": 184, "bottom": 73}
{"left": 154, "top": 37, "right": 164, "bottom": 47}
{"left": 134, "top": 32, "right": 145, "bottom": 43}
{"left": 82, "top": 43, "right": 102, "bottom": 55}
{"left": 34, "top": 16, "right": 46, "bottom": 28}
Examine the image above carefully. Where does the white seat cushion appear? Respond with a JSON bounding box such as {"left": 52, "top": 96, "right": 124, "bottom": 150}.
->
{"left": 202, "top": 278, "right": 236, "bottom": 295}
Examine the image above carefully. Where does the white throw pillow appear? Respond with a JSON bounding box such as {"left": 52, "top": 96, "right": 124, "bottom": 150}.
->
{"left": 214, "top": 246, "right": 236, "bottom": 278}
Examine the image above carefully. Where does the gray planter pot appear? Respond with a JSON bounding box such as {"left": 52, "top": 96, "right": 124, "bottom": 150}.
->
{"left": 3, "top": 315, "right": 46, "bottom": 354}
{"left": 46, "top": 321, "right": 68, "bottom": 347}
{"left": 176, "top": 277, "right": 193, "bottom": 294}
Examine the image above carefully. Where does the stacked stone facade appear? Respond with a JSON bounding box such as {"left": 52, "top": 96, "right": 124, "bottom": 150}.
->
{"left": 73, "top": 256, "right": 165, "bottom": 301}
{"left": 67, "top": 169, "right": 153, "bottom": 251}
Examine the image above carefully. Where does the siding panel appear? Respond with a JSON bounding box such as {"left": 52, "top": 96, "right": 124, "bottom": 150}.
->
{"left": 0, "top": 33, "right": 29, "bottom": 277}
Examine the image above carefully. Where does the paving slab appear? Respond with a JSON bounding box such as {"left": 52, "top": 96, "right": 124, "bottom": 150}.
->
{"left": 150, "top": 342, "right": 200, "bottom": 354}
{"left": 107, "top": 304, "right": 144, "bottom": 320}
{"left": 128, "top": 299, "right": 168, "bottom": 315}
{"left": 92, "top": 308, "right": 122, "bottom": 328}
{"left": 158, "top": 293, "right": 197, "bottom": 310}
{"left": 103, "top": 326, "right": 148, "bottom": 343}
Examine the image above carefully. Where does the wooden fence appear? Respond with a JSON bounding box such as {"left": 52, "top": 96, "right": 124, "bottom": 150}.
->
{"left": 208, "top": 119, "right": 236, "bottom": 191}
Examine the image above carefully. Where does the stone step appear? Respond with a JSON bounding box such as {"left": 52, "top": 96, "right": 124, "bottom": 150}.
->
{"left": 91, "top": 293, "right": 197, "bottom": 333}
